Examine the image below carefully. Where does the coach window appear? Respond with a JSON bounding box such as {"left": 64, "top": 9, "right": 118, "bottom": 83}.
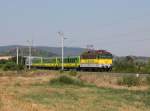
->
{"left": 73, "top": 58, "right": 75, "bottom": 62}
{"left": 69, "top": 58, "right": 71, "bottom": 63}
{"left": 75, "top": 58, "right": 77, "bottom": 62}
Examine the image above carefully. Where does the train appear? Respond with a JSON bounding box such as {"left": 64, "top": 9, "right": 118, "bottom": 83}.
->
{"left": 26, "top": 50, "right": 113, "bottom": 71}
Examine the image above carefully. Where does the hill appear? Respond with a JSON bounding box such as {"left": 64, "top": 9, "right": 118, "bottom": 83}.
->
{"left": 0, "top": 45, "right": 85, "bottom": 57}
{"left": 36, "top": 46, "right": 85, "bottom": 56}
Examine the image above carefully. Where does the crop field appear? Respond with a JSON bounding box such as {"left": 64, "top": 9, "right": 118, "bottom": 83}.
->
{"left": 0, "top": 70, "right": 150, "bottom": 111}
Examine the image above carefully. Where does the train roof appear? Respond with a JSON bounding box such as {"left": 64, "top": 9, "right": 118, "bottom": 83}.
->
{"left": 82, "top": 50, "right": 112, "bottom": 55}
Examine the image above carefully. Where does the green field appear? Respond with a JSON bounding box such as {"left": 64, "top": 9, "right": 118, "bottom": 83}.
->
{"left": 0, "top": 70, "right": 150, "bottom": 111}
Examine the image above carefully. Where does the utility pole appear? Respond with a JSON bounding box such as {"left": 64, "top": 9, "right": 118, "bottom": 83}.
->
{"left": 20, "top": 48, "right": 23, "bottom": 65}
{"left": 58, "top": 31, "right": 65, "bottom": 70}
{"left": 27, "top": 40, "right": 32, "bottom": 70}
{"left": 16, "top": 47, "right": 19, "bottom": 65}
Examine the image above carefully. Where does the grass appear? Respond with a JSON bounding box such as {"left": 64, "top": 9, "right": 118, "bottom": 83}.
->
{"left": 146, "top": 77, "right": 150, "bottom": 85}
{"left": 22, "top": 85, "right": 150, "bottom": 111}
{"left": 49, "top": 75, "right": 84, "bottom": 86}
{"left": 0, "top": 70, "right": 150, "bottom": 111}
{"left": 68, "top": 70, "right": 78, "bottom": 76}
{"left": 117, "top": 75, "right": 141, "bottom": 87}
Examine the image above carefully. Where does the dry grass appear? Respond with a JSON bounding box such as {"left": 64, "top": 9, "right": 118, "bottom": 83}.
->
{"left": 78, "top": 73, "right": 149, "bottom": 91}
{"left": 0, "top": 70, "right": 58, "bottom": 111}
{"left": 0, "top": 89, "right": 51, "bottom": 111}
{"left": 0, "top": 70, "right": 149, "bottom": 111}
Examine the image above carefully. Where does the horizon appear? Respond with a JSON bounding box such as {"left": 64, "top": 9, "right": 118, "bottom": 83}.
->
{"left": 0, "top": 44, "right": 150, "bottom": 57}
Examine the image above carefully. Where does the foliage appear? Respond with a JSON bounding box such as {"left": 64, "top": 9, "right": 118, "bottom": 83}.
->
{"left": 69, "top": 70, "right": 77, "bottom": 76}
{"left": 2, "top": 62, "right": 24, "bottom": 71}
{"left": 113, "top": 56, "right": 150, "bottom": 74}
{"left": 10, "top": 56, "right": 26, "bottom": 65}
{"left": 113, "top": 61, "right": 137, "bottom": 73}
{"left": 0, "top": 56, "right": 25, "bottom": 71}
{"left": 59, "top": 70, "right": 64, "bottom": 74}
{"left": 0, "top": 60, "right": 8, "bottom": 69}
{"left": 146, "top": 77, "right": 150, "bottom": 85}
{"left": 142, "top": 60, "right": 150, "bottom": 74}
{"left": 117, "top": 75, "right": 141, "bottom": 87}
{"left": 50, "top": 75, "right": 83, "bottom": 86}
{"left": 0, "top": 59, "right": 8, "bottom": 64}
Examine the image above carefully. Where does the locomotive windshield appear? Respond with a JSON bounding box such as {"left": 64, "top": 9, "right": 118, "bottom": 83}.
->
{"left": 81, "top": 50, "right": 113, "bottom": 59}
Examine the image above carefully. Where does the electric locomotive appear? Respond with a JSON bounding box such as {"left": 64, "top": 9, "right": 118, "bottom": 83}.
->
{"left": 80, "top": 50, "right": 113, "bottom": 71}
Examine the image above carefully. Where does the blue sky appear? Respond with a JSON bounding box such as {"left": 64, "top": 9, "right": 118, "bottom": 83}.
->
{"left": 0, "top": 0, "right": 150, "bottom": 56}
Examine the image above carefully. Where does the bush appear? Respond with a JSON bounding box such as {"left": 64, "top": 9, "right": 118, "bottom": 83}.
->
{"left": 69, "top": 70, "right": 77, "bottom": 76}
{"left": 113, "top": 61, "right": 137, "bottom": 73}
{"left": 117, "top": 75, "right": 141, "bottom": 87}
{"left": 50, "top": 75, "right": 84, "bottom": 86}
{"left": 14, "top": 82, "right": 21, "bottom": 87}
{"left": 146, "top": 77, "right": 150, "bottom": 85}
{"left": 0, "top": 64, "right": 3, "bottom": 69}
{"left": 0, "top": 59, "right": 8, "bottom": 64}
{"left": 59, "top": 70, "right": 64, "bottom": 74}
{"left": 2, "top": 62, "right": 24, "bottom": 71}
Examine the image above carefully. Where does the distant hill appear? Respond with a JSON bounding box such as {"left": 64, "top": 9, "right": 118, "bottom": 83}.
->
{"left": 0, "top": 45, "right": 85, "bottom": 57}
{"left": 36, "top": 46, "right": 85, "bottom": 56}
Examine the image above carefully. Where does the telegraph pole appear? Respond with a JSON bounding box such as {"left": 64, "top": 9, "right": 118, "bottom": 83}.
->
{"left": 27, "top": 40, "right": 32, "bottom": 70}
{"left": 58, "top": 31, "right": 64, "bottom": 70}
{"left": 62, "top": 34, "right": 64, "bottom": 71}
{"left": 20, "top": 48, "right": 23, "bottom": 65}
{"left": 16, "top": 47, "right": 19, "bottom": 65}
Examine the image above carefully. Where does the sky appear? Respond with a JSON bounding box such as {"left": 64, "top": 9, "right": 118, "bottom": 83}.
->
{"left": 0, "top": 0, "right": 150, "bottom": 56}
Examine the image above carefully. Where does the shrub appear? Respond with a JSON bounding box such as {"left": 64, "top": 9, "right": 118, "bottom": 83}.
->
{"left": 69, "top": 70, "right": 77, "bottom": 76}
{"left": 117, "top": 75, "right": 141, "bottom": 87}
{"left": 59, "top": 70, "right": 64, "bottom": 74}
{"left": 14, "top": 82, "right": 21, "bottom": 87}
{"left": 50, "top": 75, "right": 84, "bottom": 86}
{"left": 3, "top": 62, "right": 16, "bottom": 71}
{"left": 117, "top": 78, "right": 123, "bottom": 86}
{"left": 17, "top": 64, "right": 24, "bottom": 70}
{"left": 146, "top": 77, "right": 150, "bottom": 85}
{"left": 0, "top": 64, "right": 3, "bottom": 69}
{"left": 2, "top": 62, "right": 24, "bottom": 71}
{"left": 143, "top": 66, "right": 150, "bottom": 74}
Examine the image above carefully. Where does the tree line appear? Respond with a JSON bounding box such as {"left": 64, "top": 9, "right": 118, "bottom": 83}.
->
{"left": 113, "top": 56, "right": 150, "bottom": 74}
{"left": 0, "top": 56, "right": 26, "bottom": 71}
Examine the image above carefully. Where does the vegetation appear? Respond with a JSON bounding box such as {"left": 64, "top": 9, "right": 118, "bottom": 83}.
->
{"left": 0, "top": 56, "right": 25, "bottom": 71}
{"left": 117, "top": 75, "right": 141, "bottom": 87}
{"left": 2, "top": 62, "right": 24, "bottom": 71}
{"left": 146, "top": 77, "right": 150, "bottom": 85}
{"left": 50, "top": 75, "right": 84, "bottom": 86}
{"left": 0, "top": 71, "right": 150, "bottom": 111}
{"left": 113, "top": 56, "right": 150, "bottom": 74}
{"left": 68, "top": 70, "right": 78, "bottom": 76}
{"left": 59, "top": 69, "right": 64, "bottom": 74}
